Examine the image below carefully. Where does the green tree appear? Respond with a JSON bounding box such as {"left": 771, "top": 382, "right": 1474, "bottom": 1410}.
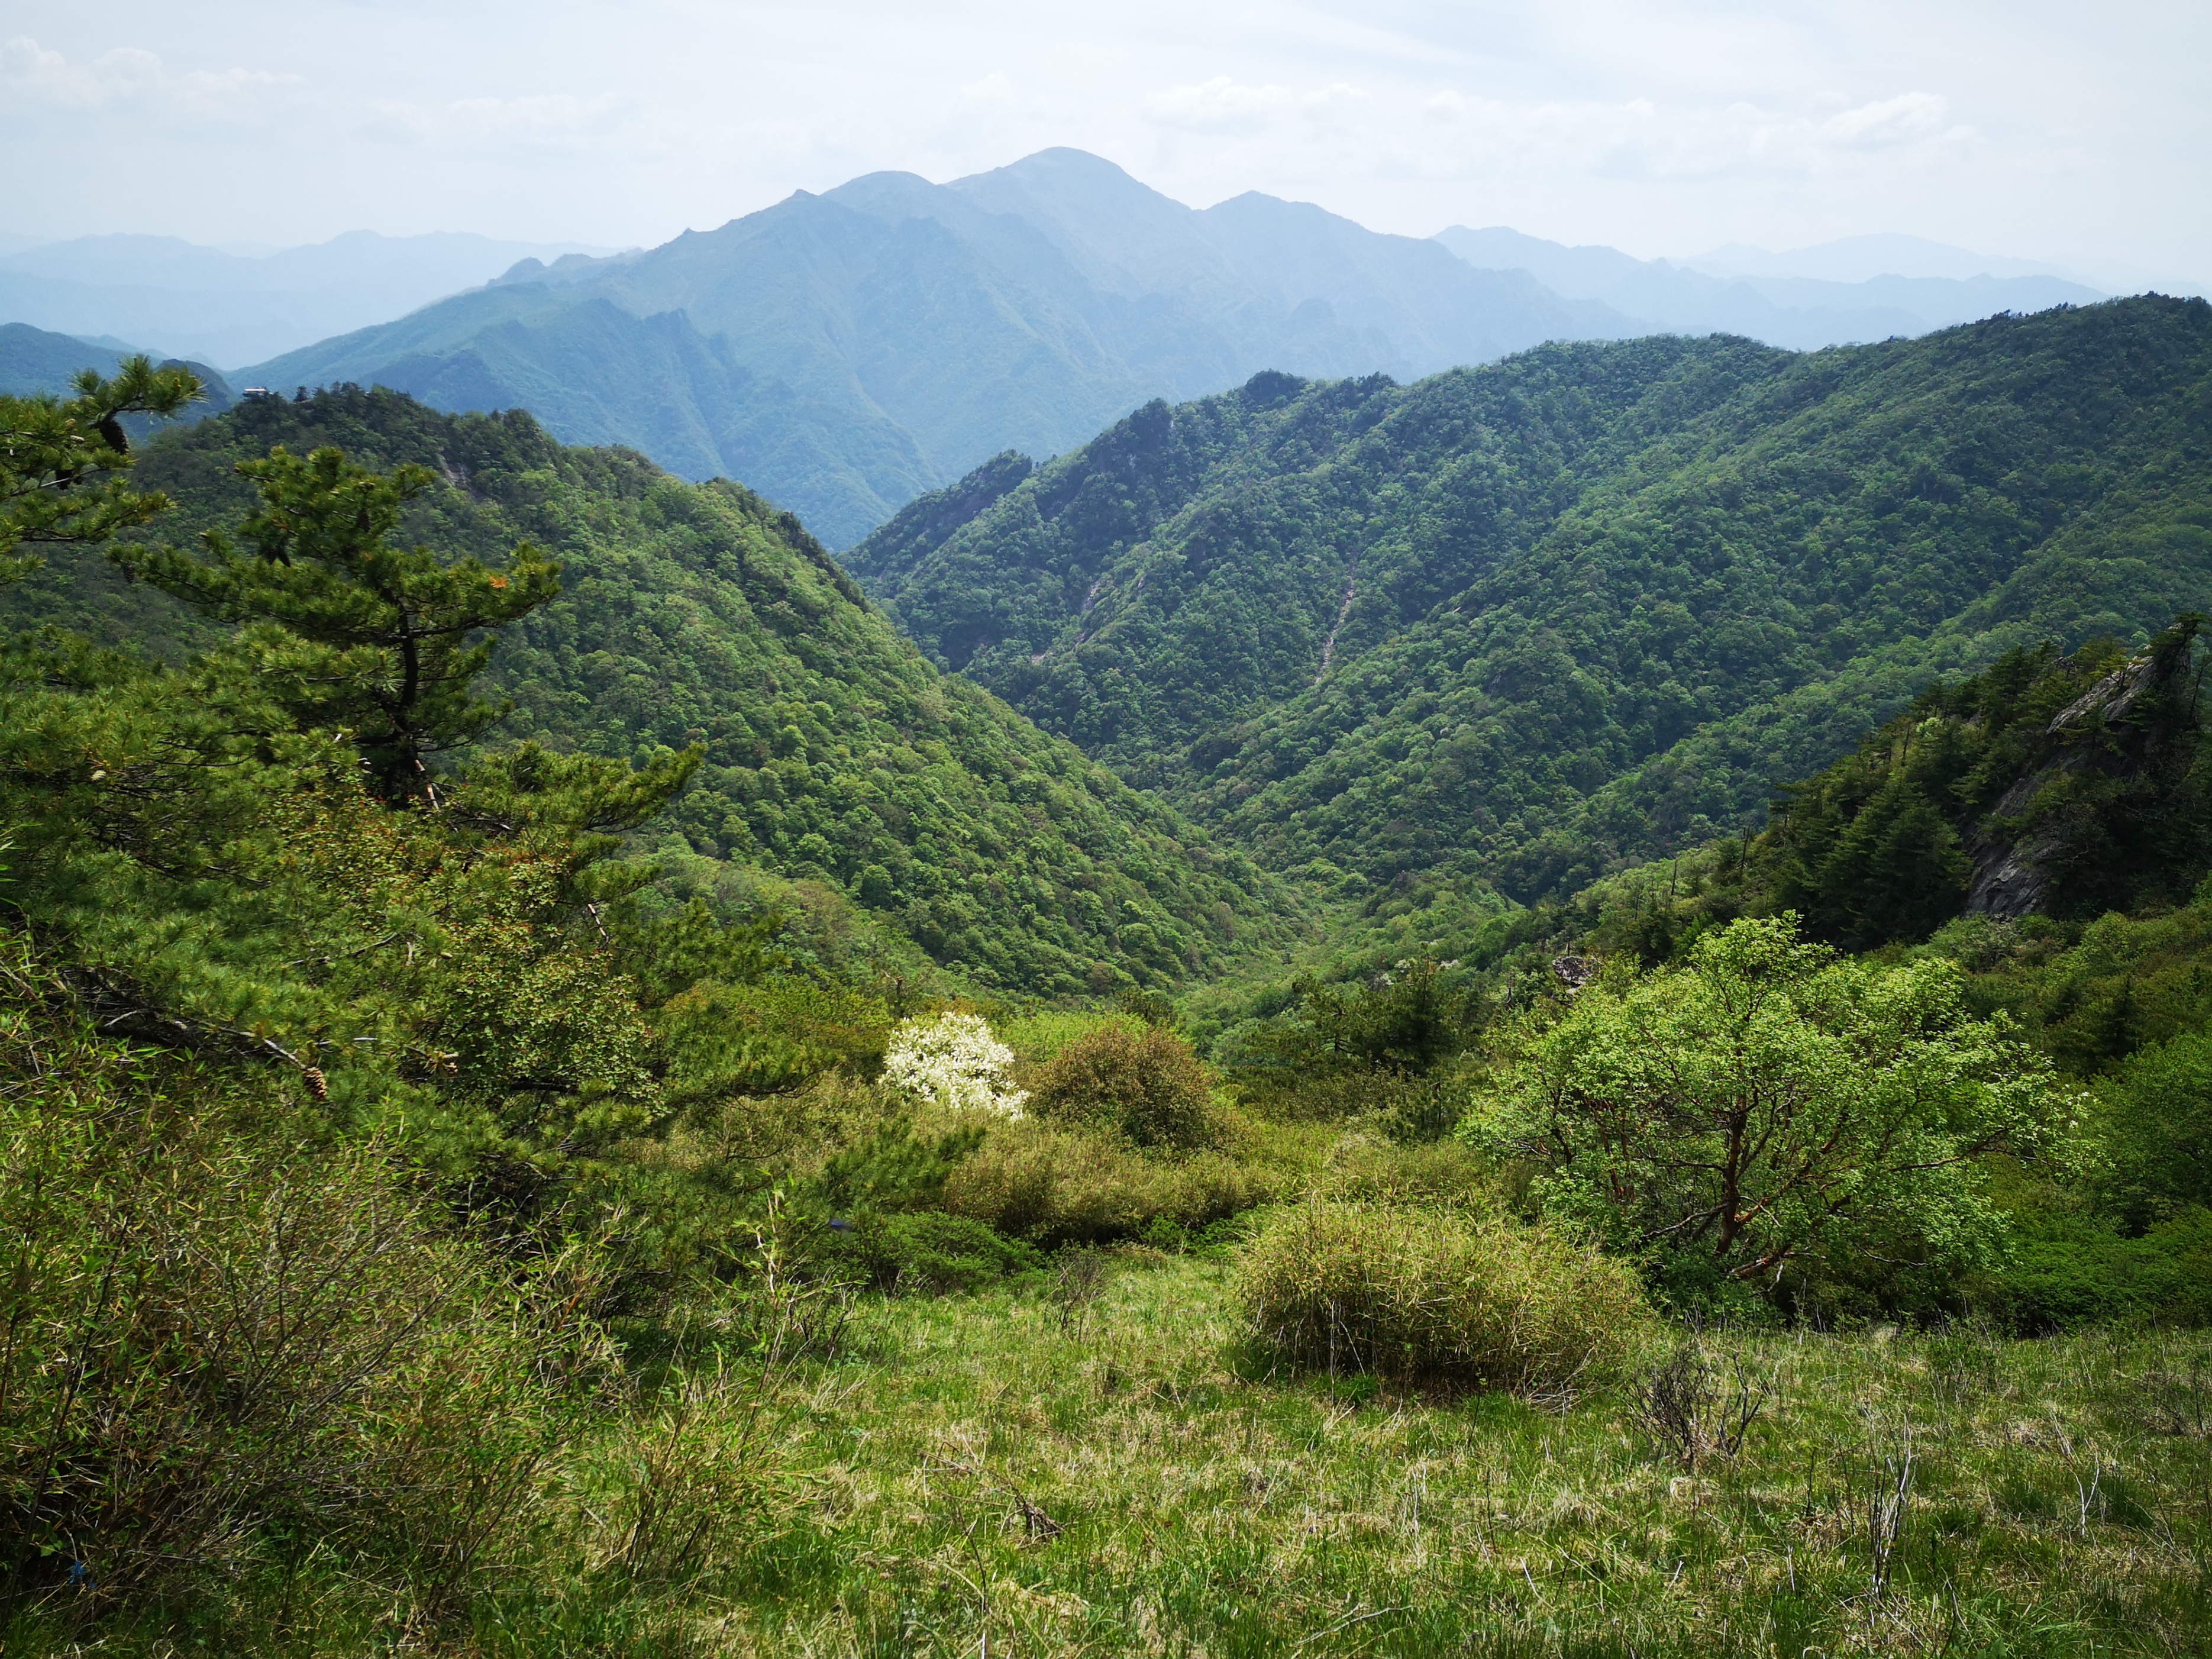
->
{"left": 115, "top": 445, "right": 560, "bottom": 798}
{"left": 1464, "top": 915, "right": 2065, "bottom": 1286}
{"left": 2098, "top": 1025, "right": 2212, "bottom": 1228}
{"left": 2, "top": 422, "right": 699, "bottom": 1179}
{"left": 0, "top": 356, "right": 201, "bottom": 583}
{"left": 1777, "top": 772, "right": 1970, "bottom": 949}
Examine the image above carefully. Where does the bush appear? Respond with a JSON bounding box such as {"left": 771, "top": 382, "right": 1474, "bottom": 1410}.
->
{"left": 999, "top": 1008, "right": 1145, "bottom": 1064}
{"left": 1026, "top": 1022, "right": 1219, "bottom": 1148}
{"left": 1968, "top": 1206, "right": 2212, "bottom": 1331}
{"left": 942, "top": 1119, "right": 1279, "bottom": 1245}
{"left": 1313, "top": 1132, "right": 1503, "bottom": 1208}
{"left": 0, "top": 1072, "right": 590, "bottom": 1618}
{"left": 883, "top": 1011, "right": 1028, "bottom": 1118}
{"left": 1235, "top": 1202, "right": 1651, "bottom": 1392}
{"left": 819, "top": 1210, "right": 1043, "bottom": 1293}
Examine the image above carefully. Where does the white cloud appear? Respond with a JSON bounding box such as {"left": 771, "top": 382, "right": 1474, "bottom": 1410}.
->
{"left": 1, "top": 35, "right": 292, "bottom": 120}
{"left": 1130, "top": 71, "right": 1982, "bottom": 197}
{"left": 1820, "top": 92, "right": 1955, "bottom": 148}
{"left": 1, "top": 37, "right": 162, "bottom": 108}
{"left": 2, "top": 0, "right": 2202, "bottom": 284}
{"left": 360, "top": 91, "right": 663, "bottom": 161}
{"left": 447, "top": 92, "right": 638, "bottom": 147}
{"left": 1144, "top": 76, "right": 1367, "bottom": 133}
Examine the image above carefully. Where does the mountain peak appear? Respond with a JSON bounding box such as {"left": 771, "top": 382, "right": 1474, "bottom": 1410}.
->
{"left": 958, "top": 147, "right": 1160, "bottom": 193}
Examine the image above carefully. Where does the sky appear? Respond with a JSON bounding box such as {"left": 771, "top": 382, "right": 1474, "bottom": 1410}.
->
{"left": 2, "top": 0, "right": 2206, "bottom": 283}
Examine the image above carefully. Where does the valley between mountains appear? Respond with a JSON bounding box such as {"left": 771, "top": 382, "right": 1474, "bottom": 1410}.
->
{"left": 857, "top": 296, "right": 2212, "bottom": 918}
{"left": 15, "top": 295, "right": 2210, "bottom": 995}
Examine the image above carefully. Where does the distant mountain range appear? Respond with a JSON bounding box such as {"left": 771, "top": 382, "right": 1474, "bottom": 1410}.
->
{"left": 1679, "top": 232, "right": 2204, "bottom": 298}
{"left": 1435, "top": 228, "right": 2107, "bottom": 353}
{"left": 0, "top": 231, "right": 615, "bottom": 366}
{"left": 8, "top": 151, "right": 2172, "bottom": 547}
{"left": 241, "top": 150, "right": 1635, "bottom": 545}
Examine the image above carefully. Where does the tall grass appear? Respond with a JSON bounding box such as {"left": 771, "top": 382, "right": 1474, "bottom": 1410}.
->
{"left": 0, "top": 1060, "right": 588, "bottom": 1624}
{"left": 1235, "top": 1200, "right": 1652, "bottom": 1392}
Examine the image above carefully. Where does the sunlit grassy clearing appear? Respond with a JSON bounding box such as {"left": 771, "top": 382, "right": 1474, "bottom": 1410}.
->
{"left": 690, "top": 1257, "right": 2212, "bottom": 1658}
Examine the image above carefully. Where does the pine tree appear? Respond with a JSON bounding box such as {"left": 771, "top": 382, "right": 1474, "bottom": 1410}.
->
{"left": 115, "top": 445, "right": 561, "bottom": 798}
{"left": 0, "top": 357, "right": 201, "bottom": 584}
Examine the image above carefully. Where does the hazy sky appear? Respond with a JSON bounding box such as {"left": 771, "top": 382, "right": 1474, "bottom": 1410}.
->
{"left": 4, "top": 0, "right": 2205, "bottom": 280}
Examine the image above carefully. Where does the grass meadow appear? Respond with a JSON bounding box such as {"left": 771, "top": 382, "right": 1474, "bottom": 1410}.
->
{"left": 511, "top": 1253, "right": 2212, "bottom": 1659}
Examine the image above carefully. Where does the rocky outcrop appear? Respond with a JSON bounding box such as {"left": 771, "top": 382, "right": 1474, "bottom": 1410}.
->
{"left": 1965, "top": 621, "right": 2203, "bottom": 919}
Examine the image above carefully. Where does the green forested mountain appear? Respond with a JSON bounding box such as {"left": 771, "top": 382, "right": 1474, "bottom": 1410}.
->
{"left": 6, "top": 387, "right": 1279, "bottom": 993}
{"left": 0, "top": 320, "right": 237, "bottom": 420}
{"left": 855, "top": 296, "right": 2212, "bottom": 901}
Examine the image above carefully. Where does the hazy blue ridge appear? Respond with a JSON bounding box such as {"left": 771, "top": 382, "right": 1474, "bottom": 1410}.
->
{"left": 1435, "top": 225, "right": 2108, "bottom": 350}
{"left": 233, "top": 150, "right": 1645, "bottom": 547}
{"left": 0, "top": 231, "right": 615, "bottom": 366}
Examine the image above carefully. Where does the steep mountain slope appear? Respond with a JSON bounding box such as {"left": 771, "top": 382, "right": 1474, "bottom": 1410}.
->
{"left": 852, "top": 297, "right": 2212, "bottom": 900}
{"left": 0, "top": 230, "right": 612, "bottom": 366}
{"left": 7, "top": 386, "right": 1280, "bottom": 994}
{"left": 243, "top": 150, "right": 1632, "bottom": 546}
{"left": 1436, "top": 226, "right": 2106, "bottom": 350}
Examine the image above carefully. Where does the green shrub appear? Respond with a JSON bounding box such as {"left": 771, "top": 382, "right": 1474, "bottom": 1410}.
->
{"left": 1235, "top": 1202, "right": 1651, "bottom": 1392}
{"left": 0, "top": 1073, "right": 589, "bottom": 1618}
{"left": 1969, "top": 1206, "right": 2212, "bottom": 1331}
{"left": 1313, "top": 1132, "right": 1503, "bottom": 1208}
{"left": 999, "top": 1008, "right": 1145, "bottom": 1064}
{"left": 943, "top": 1119, "right": 1278, "bottom": 1244}
{"left": 1026, "top": 1022, "right": 1220, "bottom": 1148}
{"left": 819, "top": 1210, "right": 1043, "bottom": 1293}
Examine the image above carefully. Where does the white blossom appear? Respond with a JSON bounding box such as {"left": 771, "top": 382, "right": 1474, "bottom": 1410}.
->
{"left": 883, "top": 1011, "right": 1028, "bottom": 1119}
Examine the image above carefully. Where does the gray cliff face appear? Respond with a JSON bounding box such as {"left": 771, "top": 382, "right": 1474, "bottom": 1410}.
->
{"left": 1965, "top": 640, "right": 2198, "bottom": 919}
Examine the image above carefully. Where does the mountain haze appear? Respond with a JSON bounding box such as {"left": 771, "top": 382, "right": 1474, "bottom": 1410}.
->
{"left": 0, "top": 231, "right": 615, "bottom": 367}
{"left": 1436, "top": 226, "right": 2107, "bottom": 350}
{"left": 244, "top": 150, "right": 1633, "bottom": 545}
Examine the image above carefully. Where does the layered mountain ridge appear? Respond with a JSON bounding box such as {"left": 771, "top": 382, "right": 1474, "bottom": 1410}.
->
{"left": 852, "top": 296, "right": 2212, "bottom": 905}
{"left": 1436, "top": 226, "right": 2105, "bottom": 352}
{"left": 9, "top": 154, "right": 2145, "bottom": 556}
{"left": 245, "top": 150, "right": 1634, "bottom": 545}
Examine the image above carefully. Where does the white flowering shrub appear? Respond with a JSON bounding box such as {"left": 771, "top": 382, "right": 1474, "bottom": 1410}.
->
{"left": 883, "top": 1012, "right": 1028, "bottom": 1119}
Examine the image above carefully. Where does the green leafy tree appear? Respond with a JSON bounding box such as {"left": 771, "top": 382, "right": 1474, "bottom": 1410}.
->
{"left": 2097, "top": 1026, "right": 2212, "bottom": 1228}
{"left": 1464, "top": 915, "right": 2066, "bottom": 1286}
{"left": 116, "top": 445, "right": 560, "bottom": 798}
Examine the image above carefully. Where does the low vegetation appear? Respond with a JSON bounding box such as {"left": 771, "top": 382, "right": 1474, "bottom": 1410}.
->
{"left": 1236, "top": 1202, "right": 1649, "bottom": 1392}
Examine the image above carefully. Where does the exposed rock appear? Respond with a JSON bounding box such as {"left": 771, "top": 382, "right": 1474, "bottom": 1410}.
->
{"left": 1964, "top": 622, "right": 2203, "bottom": 919}
{"left": 1552, "top": 954, "right": 1600, "bottom": 995}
